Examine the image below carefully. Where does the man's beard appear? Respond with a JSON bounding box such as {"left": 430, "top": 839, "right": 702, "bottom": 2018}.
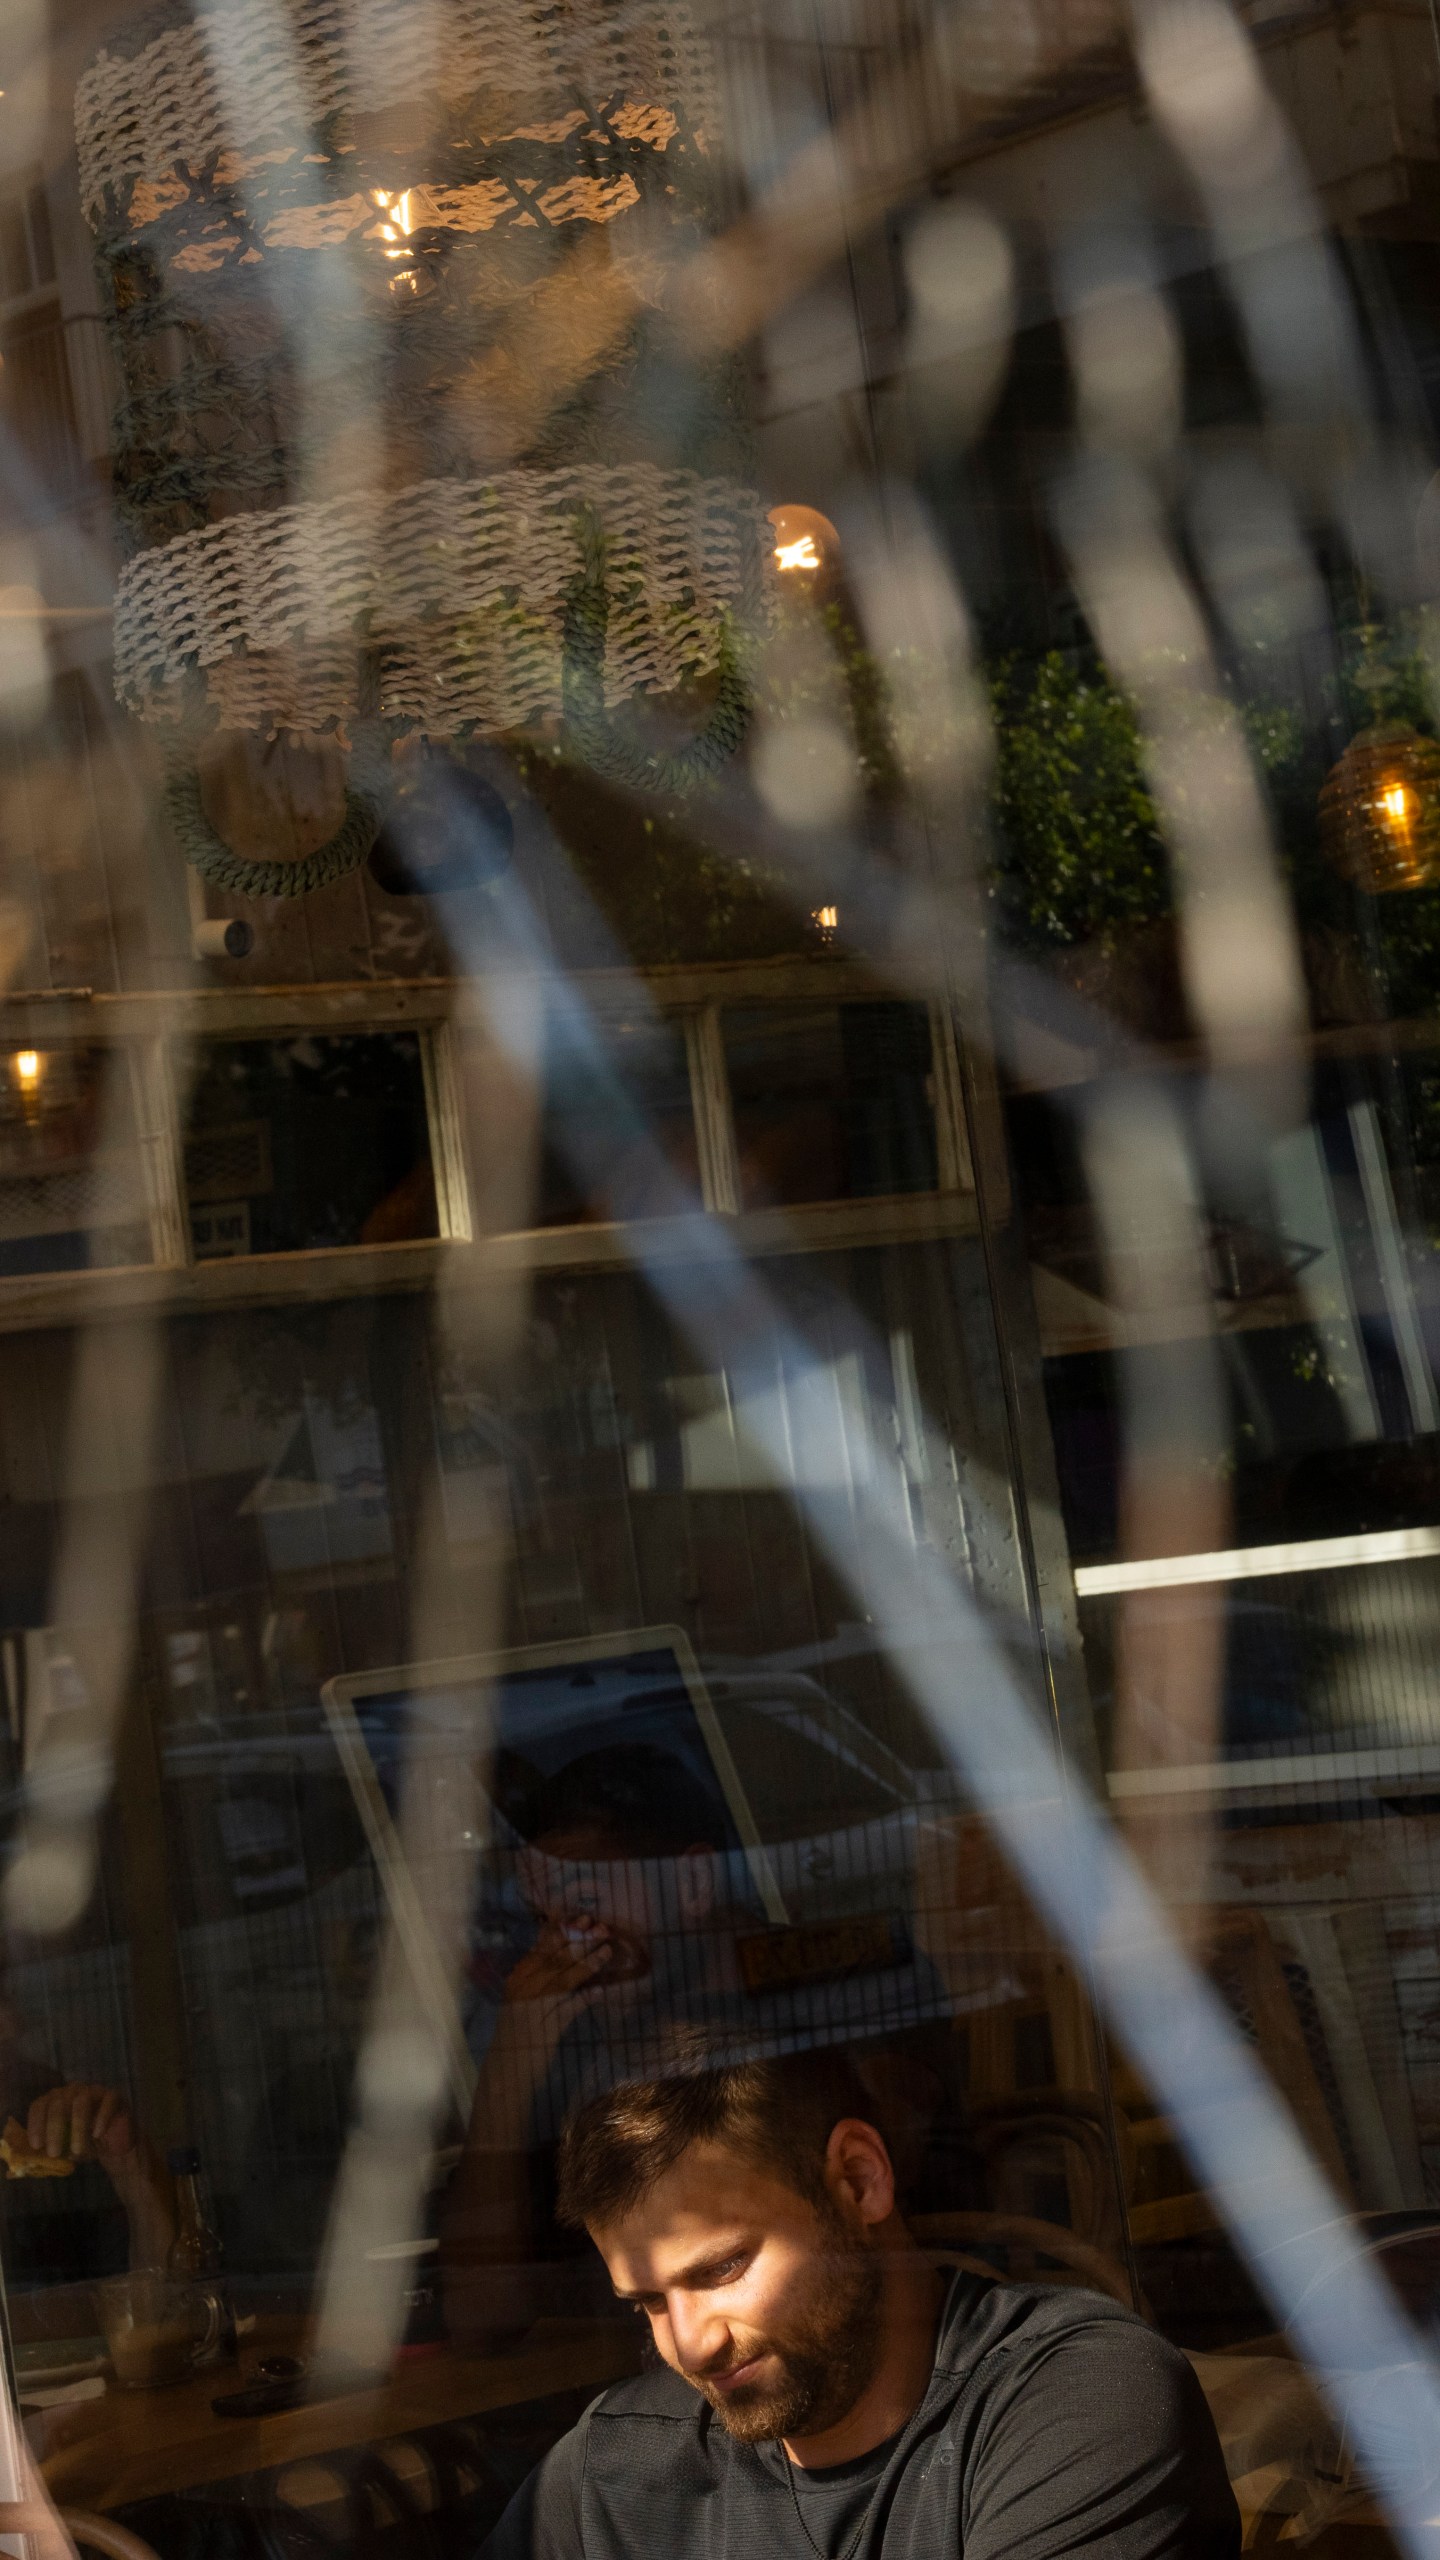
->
{"left": 684, "top": 2214, "right": 885, "bottom": 2445}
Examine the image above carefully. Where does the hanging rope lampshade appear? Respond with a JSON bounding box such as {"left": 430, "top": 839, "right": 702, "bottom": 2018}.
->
{"left": 77, "top": 0, "right": 774, "bottom": 897}
{"left": 1319, "top": 723, "right": 1440, "bottom": 893}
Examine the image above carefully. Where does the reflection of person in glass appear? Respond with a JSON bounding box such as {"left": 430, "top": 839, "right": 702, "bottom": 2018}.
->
{"left": 443, "top": 1745, "right": 730, "bottom": 2349}
{"left": 0, "top": 1985, "right": 175, "bottom": 2285}
{"left": 481, "top": 2050, "right": 1239, "bottom": 2560}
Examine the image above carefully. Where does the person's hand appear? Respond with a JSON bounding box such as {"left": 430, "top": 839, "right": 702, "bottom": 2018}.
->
{"left": 502, "top": 1915, "right": 616, "bottom": 2010}
{"left": 25, "top": 2083, "right": 135, "bottom": 2165}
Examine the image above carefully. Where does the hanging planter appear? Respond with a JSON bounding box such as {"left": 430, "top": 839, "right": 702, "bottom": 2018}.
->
{"left": 1318, "top": 723, "right": 1440, "bottom": 894}
{"left": 77, "top": 0, "right": 775, "bottom": 896}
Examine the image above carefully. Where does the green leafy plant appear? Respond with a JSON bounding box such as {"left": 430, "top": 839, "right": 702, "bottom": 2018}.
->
{"left": 986, "top": 652, "right": 1169, "bottom": 952}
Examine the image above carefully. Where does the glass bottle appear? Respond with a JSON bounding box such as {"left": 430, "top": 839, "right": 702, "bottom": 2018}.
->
{"left": 166, "top": 2145, "right": 235, "bottom": 2357}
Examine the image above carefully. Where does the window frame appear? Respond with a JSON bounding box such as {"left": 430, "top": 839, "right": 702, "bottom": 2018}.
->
{"left": 0, "top": 959, "right": 979, "bottom": 1333}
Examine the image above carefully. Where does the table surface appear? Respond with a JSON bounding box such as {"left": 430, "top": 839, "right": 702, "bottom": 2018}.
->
{"left": 39, "top": 2317, "right": 642, "bottom": 2513}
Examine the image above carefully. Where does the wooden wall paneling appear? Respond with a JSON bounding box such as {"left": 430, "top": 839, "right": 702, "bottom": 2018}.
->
{"left": 565, "top": 1482, "right": 645, "bottom": 1638}
{"left": 1, "top": 706, "right": 68, "bottom": 993}
{"left": 77, "top": 670, "right": 161, "bottom": 990}
{"left": 503, "top": 1286, "right": 591, "bottom": 1642}
{"left": 0, "top": 1328, "right": 64, "bottom": 1510}
{"left": 30, "top": 674, "right": 124, "bottom": 993}
{"left": 687, "top": 1484, "right": 766, "bottom": 1657}
{"left": 610, "top": 1266, "right": 702, "bottom": 1632}
{"left": 305, "top": 864, "right": 381, "bottom": 987}
{"left": 738, "top": 1488, "right": 824, "bottom": 1661}
{"left": 358, "top": 871, "right": 449, "bottom": 982}
{"left": 514, "top": 1515, "right": 586, "bottom": 1641}
{"left": 560, "top": 1278, "right": 647, "bottom": 1634}
{"left": 627, "top": 1487, "right": 701, "bottom": 1641}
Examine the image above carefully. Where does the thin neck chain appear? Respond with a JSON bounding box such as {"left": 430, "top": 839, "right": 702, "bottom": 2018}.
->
{"left": 780, "top": 2448, "right": 884, "bottom": 2560}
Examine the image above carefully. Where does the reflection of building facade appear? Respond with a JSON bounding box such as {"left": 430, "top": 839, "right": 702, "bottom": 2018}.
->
{"left": 4, "top": 0, "right": 1440, "bottom": 2539}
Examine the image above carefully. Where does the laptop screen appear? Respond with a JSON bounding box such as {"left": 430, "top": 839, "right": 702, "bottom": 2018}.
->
{"left": 345, "top": 1643, "right": 745, "bottom": 1855}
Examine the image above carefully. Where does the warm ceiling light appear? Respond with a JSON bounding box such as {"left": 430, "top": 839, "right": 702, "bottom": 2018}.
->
{"left": 768, "top": 504, "right": 839, "bottom": 579}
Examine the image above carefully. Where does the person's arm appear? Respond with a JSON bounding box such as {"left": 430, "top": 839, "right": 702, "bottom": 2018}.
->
{"left": 22, "top": 2083, "right": 176, "bottom": 2269}
{"left": 962, "top": 2315, "right": 1240, "bottom": 2560}
{"left": 479, "top": 2408, "right": 589, "bottom": 2560}
{"left": 441, "top": 1920, "right": 613, "bottom": 2350}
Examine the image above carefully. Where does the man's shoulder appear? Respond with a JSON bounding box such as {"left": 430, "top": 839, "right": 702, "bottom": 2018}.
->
{"left": 583, "top": 2360, "right": 709, "bottom": 2429}
{"left": 933, "top": 2272, "right": 1184, "bottom": 2389}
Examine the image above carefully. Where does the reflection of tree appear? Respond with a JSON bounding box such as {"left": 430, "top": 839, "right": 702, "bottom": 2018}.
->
{"left": 988, "top": 653, "right": 1168, "bottom": 954}
{"left": 984, "top": 622, "right": 1440, "bottom": 1039}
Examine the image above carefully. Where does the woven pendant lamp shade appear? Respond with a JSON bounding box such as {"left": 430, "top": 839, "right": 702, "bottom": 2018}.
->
{"left": 1318, "top": 724, "right": 1440, "bottom": 894}
{"left": 78, "top": 0, "right": 773, "bottom": 895}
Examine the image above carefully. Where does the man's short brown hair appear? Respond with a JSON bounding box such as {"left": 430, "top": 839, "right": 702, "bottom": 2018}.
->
{"left": 555, "top": 2045, "right": 882, "bottom": 2231}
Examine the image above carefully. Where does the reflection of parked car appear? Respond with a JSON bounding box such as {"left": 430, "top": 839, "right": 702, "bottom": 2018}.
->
{"left": 325, "top": 1634, "right": 996, "bottom": 2113}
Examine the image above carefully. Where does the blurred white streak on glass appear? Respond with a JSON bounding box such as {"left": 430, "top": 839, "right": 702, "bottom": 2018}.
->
{"left": 763, "top": 282, "right": 869, "bottom": 415}
{"left": 1132, "top": 0, "right": 1371, "bottom": 471}
{"left": 313, "top": 967, "right": 539, "bottom": 2374}
{"left": 342, "top": 0, "right": 441, "bottom": 115}
{"left": 1267, "top": 1122, "right": 1382, "bottom": 1442}
{"left": 0, "top": 572, "right": 51, "bottom": 733}
{"left": 680, "top": 0, "right": 1062, "bottom": 353}
{"left": 928, "top": 0, "right": 1040, "bottom": 99}
{"left": 0, "top": 0, "right": 45, "bottom": 186}
{"left": 1058, "top": 234, "right": 1182, "bottom": 459}
{"left": 1348, "top": 1099, "right": 1440, "bottom": 1435}
{"left": 718, "top": 38, "right": 827, "bottom": 202}
{"left": 197, "top": 0, "right": 382, "bottom": 526}
{"left": 1187, "top": 457, "right": 1328, "bottom": 649}
{"left": 904, "top": 200, "right": 1016, "bottom": 446}
{"left": 466, "top": 879, "right": 1440, "bottom": 2555}
{"left": 752, "top": 716, "right": 860, "bottom": 830}
{"left": 843, "top": 484, "right": 994, "bottom": 814}
{"left": 0, "top": 891, "right": 197, "bottom": 1929}
{"left": 1082, "top": 1083, "right": 1229, "bottom": 1925}
{"left": 1058, "top": 459, "right": 1306, "bottom": 1089}
{"left": 4, "top": 1307, "right": 168, "bottom": 1935}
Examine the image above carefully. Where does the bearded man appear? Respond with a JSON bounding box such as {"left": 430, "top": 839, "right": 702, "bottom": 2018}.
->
{"left": 478, "top": 2049, "right": 1238, "bottom": 2560}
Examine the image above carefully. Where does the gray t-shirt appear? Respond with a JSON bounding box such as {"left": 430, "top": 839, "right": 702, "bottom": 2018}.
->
{"left": 479, "top": 2274, "right": 1240, "bottom": 2560}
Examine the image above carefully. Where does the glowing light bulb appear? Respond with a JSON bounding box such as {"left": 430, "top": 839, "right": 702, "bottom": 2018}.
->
{"left": 812, "top": 904, "right": 839, "bottom": 941}
{"left": 777, "top": 534, "right": 821, "bottom": 573}
{"left": 11, "top": 1050, "right": 43, "bottom": 1121}
{"left": 767, "top": 505, "right": 839, "bottom": 582}
{"left": 1383, "top": 783, "right": 1410, "bottom": 824}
